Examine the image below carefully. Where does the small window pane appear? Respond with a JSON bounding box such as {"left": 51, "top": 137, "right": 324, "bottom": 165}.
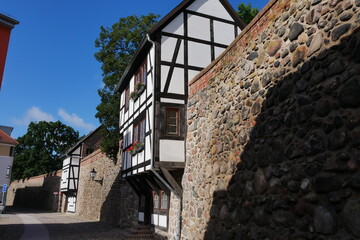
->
{"left": 165, "top": 108, "right": 179, "bottom": 135}
{"left": 153, "top": 192, "right": 159, "bottom": 209}
{"left": 161, "top": 192, "right": 168, "bottom": 210}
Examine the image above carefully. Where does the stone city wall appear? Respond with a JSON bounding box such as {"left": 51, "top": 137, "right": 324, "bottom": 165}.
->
{"left": 7, "top": 171, "right": 61, "bottom": 211}
{"left": 75, "top": 149, "right": 138, "bottom": 227}
{"left": 182, "top": 0, "right": 360, "bottom": 239}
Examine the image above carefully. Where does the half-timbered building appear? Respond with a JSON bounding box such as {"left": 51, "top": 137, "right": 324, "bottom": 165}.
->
{"left": 60, "top": 127, "right": 102, "bottom": 213}
{"left": 116, "top": 0, "right": 245, "bottom": 233}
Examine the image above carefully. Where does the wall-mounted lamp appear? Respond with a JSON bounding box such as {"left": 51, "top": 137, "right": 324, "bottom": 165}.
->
{"left": 89, "top": 168, "right": 103, "bottom": 185}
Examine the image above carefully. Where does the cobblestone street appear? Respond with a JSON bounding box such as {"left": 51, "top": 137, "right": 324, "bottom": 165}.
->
{"left": 0, "top": 207, "right": 128, "bottom": 240}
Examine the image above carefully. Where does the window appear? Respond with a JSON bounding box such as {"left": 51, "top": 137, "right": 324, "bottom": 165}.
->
{"left": 133, "top": 118, "right": 146, "bottom": 144}
{"left": 135, "top": 60, "right": 147, "bottom": 86}
{"left": 9, "top": 146, "right": 14, "bottom": 157}
{"left": 165, "top": 108, "right": 180, "bottom": 135}
{"left": 6, "top": 166, "right": 11, "bottom": 178}
{"left": 125, "top": 86, "right": 130, "bottom": 111}
{"left": 160, "top": 191, "right": 168, "bottom": 210}
{"left": 153, "top": 190, "right": 169, "bottom": 211}
{"left": 153, "top": 192, "right": 159, "bottom": 209}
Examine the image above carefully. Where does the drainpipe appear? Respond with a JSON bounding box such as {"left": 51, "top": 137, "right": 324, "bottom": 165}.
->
{"left": 146, "top": 34, "right": 182, "bottom": 240}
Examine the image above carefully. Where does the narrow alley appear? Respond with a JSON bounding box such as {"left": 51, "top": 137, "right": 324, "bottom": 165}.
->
{"left": 0, "top": 207, "right": 130, "bottom": 240}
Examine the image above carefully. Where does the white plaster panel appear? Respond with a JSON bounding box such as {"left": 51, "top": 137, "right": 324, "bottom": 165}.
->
{"left": 188, "top": 41, "right": 211, "bottom": 68}
{"left": 160, "top": 98, "right": 185, "bottom": 104}
{"left": 62, "top": 157, "right": 70, "bottom": 167}
{"left": 215, "top": 47, "right": 226, "bottom": 58}
{"left": 162, "top": 13, "right": 184, "bottom": 35}
{"left": 69, "top": 180, "right": 75, "bottom": 190}
{"left": 187, "top": 14, "right": 210, "bottom": 41}
{"left": 67, "top": 197, "right": 76, "bottom": 213}
{"left": 139, "top": 212, "right": 145, "bottom": 222}
{"left": 159, "top": 215, "right": 167, "bottom": 228}
{"left": 145, "top": 165, "right": 151, "bottom": 171}
{"left": 160, "top": 140, "right": 185, "bottom": 162}
{"left": 168, "top": 67, "right": 185, "bottom": 95}
{"left": 71, "top": 157, "right": 80, "bottom": 165}
{"left": 145, "top": 136, "right": 151, "bottom": 161}
{"left": 161, "top": 36, "right": 177, "bottom": 62}
{"left": 138, "top": 167, "right": 144, "bottom": 173}
{"left": 188, "top": 70, "right": 201, "bottom": 83}
{"left": 60, "top": 169, "right": 69, "bottom": 190}
{"left": 73, "top": 146, "right": 81, "bottom": 155}
{"left": 138, "top": 151, "right": 144, "bottom": 164}
{"left": 151, "top": 214, "right": 159, "bottom": 225}
{"left": 161, "top": 65, "right": 170, "bottom": 92}
{"left": 187, "top": 0, "right": 233, "bottom": 21}
{"left": 214, "top": 21, "right": 234, "bottom": 45}
{"left": 72, "top": 166, "right": 79, "bottom": 178}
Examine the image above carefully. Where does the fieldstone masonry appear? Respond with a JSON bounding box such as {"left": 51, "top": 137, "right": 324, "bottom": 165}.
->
{"left": 75, "top": 149, "right": 138, "bottom": 227}
{"left": 182, "top": 0, "right": 360, "bottom": 239}
{"left": 7, "top": 171, "right": 61, "bottom": 211}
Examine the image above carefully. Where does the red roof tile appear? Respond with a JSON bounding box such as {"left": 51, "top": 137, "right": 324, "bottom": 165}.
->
{"left": 0, "top": 129, "right": 19, "bottom": 145}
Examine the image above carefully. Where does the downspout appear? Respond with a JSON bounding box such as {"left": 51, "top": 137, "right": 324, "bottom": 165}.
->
{"left": 146, "top": 34, "right": 182, "bottom": 240}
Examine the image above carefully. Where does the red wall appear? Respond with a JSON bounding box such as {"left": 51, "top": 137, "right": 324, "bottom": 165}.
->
{"left": 0, "top": 24, "right": 12, "bottom": 89}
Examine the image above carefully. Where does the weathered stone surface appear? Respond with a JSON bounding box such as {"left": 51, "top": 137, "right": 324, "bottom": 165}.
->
{"left": 304, "top": 132, "right": 325, "bottom": 155}
{"left": 308, "top": 32, "right": 323, "bottom": 56}
{"left": 328, "top": 131, "right": 348, "bottom": 150}
{"left": 331, "top": 23, "right": 352, "bottom": 41}
{"left": 292, "top": 45, "right": 308, "bottom": 67}
{"left": 338, "top": 78, "right": 360, "bottom": 108}
{"left": 273, "top": 210, "right": 295, "bottom": 227}
{"left": 254, "top": 169, "right": 268, "bottom": 194}
{"left": 248, "top": 51, "right": 258, "bottom": 60}
{"left": 182, "top": 1, "right": 360, "bottom": 239}
{"left": 288, "top": 22, "right": 305, "bottom": 41}
{"left": 314, "top": 176, "right": 342, "bottom": 193}
{"left": 343, "top": 199, "right": 360, "bottom": 237}
{"left": 266, "top": 39, "right": 282, "bottom": 56}
{"left": 314, "top": 205, "right": 338, "bottom": 234}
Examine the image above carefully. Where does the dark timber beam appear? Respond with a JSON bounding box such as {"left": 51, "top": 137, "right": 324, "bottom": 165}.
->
{"left": 160, "top": 167, "right": 183, "bottom": 197}
{"left": 154, "top": 161, "right": 185, "bottom": 169}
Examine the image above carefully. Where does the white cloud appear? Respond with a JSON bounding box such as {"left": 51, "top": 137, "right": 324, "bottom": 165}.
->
{"left": 58, "top": 109, "right": 95, "bottom": 132}
{"left": 13, "top": 106, "right": 55, "bottom": 126}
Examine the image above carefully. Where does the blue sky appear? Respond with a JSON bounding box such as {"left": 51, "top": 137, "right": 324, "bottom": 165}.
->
{"left": 0, "top": 0, "right": 268, "bottom": 139}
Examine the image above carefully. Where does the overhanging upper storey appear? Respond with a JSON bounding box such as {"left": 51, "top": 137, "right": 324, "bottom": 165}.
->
{"left": 118, "top": 0, "right": 245, "bottom": 179}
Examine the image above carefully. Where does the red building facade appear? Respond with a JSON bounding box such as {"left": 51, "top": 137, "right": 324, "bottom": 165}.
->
{"left": 0, "top": 13, "right": 19, "bottom": 89}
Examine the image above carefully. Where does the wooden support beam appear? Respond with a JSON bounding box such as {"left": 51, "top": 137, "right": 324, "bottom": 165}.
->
{"left": 160, "top": 167, "right": 183, "bottom": 197}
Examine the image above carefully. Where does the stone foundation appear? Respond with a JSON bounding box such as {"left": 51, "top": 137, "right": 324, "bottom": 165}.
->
{"left": 183, "top": 0, "right": 360, "bottom": 239}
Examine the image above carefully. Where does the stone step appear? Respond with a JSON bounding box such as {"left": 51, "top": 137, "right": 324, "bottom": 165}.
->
{"left": 119, "top": 226, "right": 154, "bottom": 240}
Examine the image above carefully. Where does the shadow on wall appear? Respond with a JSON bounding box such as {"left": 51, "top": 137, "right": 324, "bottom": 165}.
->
{"left": 204, "top": 29, "right": 360, "bottom": 239}
{"left": 12, "top": 175, "right": 60, "bottom": 211}
{"left": 99, "top": 169, "right": 138, "bottom": 228}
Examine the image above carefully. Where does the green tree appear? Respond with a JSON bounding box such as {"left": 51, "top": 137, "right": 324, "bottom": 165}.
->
{"left": 94, "top": 14, "right": 159, "bottom": 160}
{"left": 12, "top": 121, "right": 80, "bottom": 180}
{"left": 237, "top": 3, "right": 260, "bottom": 24}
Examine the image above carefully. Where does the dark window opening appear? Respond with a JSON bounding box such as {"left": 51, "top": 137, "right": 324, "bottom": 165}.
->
{"left": 165, "top": 108, "right": 180, "bottom": 136}
{"left": 133, "top": 118, "right": 146, "bottom": 144}
{"left": 125, "top": 86, "right": 130, "bottom": 111}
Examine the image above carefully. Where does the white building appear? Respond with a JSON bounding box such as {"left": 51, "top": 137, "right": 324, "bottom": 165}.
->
{"left": 60, "top": 127, "right": 102, "bottom": 213}
{"left": 116, "top": 0, "right": 245, "bottom": 233}
{"left": 0, "top": 126, "right": 18, "bottom": 211}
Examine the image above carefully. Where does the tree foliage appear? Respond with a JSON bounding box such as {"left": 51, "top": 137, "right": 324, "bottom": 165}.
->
{"left": 12, "top": 121, "right": 80, "bottom": 180}
{"left": 237, "top": 3, "right": 260, "bottom": 24}
{"left": 94, "top": 14, "right": 159, "bottom": 160}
